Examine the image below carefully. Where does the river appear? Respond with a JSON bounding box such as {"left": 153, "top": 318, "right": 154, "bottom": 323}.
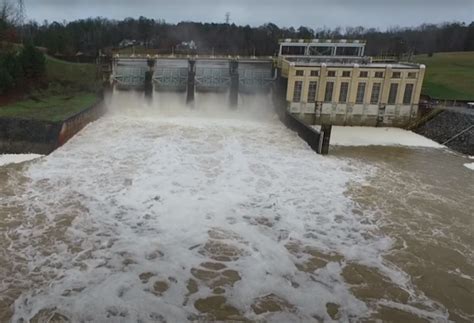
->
{"left": 0, "top": 92, "right": 472, "bottom": 322}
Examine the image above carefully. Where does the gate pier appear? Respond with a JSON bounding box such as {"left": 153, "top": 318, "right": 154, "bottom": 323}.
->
{"left": 186, "top": 59, "right": 196, "bottom": 105}
{"left": 229, "top": 60, "right": 239, "bottom": 108}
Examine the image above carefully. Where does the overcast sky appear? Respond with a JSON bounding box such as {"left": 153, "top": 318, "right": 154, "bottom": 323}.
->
{"left": 24, "top": 0, "right": 474, "bottom": 29}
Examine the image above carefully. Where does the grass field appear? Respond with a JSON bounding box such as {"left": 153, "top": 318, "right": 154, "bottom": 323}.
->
{"left": 0, "top": 54, "right": 100, "bottom": 121}
{"left": 0, "top": 92, "right": 98, "bottom": 121}
{"left": 45, "top": 55, "right": 99, "bottom": 91}
{"left": 414, "top": 52, "right": 474, "bottom": 101}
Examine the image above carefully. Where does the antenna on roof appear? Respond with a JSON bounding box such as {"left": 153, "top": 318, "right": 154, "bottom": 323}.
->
{"left": 225, "top": 12, "right": 230, "bottom": 24}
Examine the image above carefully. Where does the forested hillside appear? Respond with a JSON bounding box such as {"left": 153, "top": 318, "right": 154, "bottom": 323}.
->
{"left": 4, "top": 17, "right": 474, "bottom": 57}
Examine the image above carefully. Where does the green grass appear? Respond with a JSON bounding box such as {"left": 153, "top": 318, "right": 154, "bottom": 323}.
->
{"left": 0, "top": 92, "right": 98, "bottom": 121}
{"left": 413, "top": 52, "right": 474, "bottom": 101}
{"left": 45, "top": 55, "right": 99, "bottom": 91}
{"left": 0, "top": 52, "right": 100, "bottom": 121}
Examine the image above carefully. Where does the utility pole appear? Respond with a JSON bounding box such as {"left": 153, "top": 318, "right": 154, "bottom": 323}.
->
{"left": 225, "top": 12, "right": 230, "bottom": 24}
{"left": 17, "top": 0, "right": 25, "bottom": 43}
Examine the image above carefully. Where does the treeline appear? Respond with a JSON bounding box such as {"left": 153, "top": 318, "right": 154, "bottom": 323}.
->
{"left": 2, "top": 11, "right": 474, "bottom": 57}
{"left": 0, "top": 44, "right": 45, "bottom": 94}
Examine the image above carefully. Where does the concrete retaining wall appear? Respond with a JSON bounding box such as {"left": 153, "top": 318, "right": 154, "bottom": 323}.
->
{"left": 273, "top": 76, "right": 324, "bottom": 153}
{"left": 0, "top": 97, "right": 104, "bottom": 154}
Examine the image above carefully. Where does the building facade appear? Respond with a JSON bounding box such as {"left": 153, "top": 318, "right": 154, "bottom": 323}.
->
{"left": 278, "top": 39, "right": 425, "bottom": 127}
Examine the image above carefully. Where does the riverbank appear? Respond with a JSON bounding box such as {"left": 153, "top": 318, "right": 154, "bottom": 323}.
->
{"left": 414, "top": 109, "right": 474, "bottom": 155}
{"left": 0, "top": 95, "right": 104, "bottom": 154}
{"left": 0, "top": 52, "right": 103, "bottom": 154}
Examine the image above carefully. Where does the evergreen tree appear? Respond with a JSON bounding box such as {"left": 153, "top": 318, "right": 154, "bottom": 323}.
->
{"left": 19, "top": 42, "right": 45, "bottom": 78}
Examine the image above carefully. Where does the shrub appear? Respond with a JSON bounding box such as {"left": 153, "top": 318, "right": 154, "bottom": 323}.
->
{"left": 2, "top": 52, "right": 23, "bottom": 81}
{"left": 0, "top": 66, "right": 13, "bottom": 94}
{"left": 0, "top": 44, "right": 46, "bottom": 94}
{"left": 19, "top": 43, "right": 46, "bottom": 78}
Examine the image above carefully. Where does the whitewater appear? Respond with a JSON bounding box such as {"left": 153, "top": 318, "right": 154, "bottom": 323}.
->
{"left": 0, "top": 92, "right": 466, "bottom": 322}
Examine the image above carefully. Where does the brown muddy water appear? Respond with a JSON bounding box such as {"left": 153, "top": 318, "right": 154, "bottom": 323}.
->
{"left": 0, "top": 93, "right": 473, "bottom": 322}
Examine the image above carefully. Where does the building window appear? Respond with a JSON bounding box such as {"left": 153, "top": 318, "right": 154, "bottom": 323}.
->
{"left": 408, "top": 72, "right": 417, "bottom": 79}
{"left": 295, "top": 70, "right": 304, "bottom": 76}
{"left": 355, "top": 82, "right": 366, "bottom": 104}
{"left": 324, "top": 81, "right": 334, "bottom": 102}
{"left": 388, "top": 83, "right": 398, "bottom": 104}
{"left": 360, "top": 71, "right": 369, "bottom": 78}
{"left": 336, "top": 47, "right": 359, "bottom": 56}
{"left": 293, "top": 81, "right": 303, "bottom": 102}
{"left": 339, "top": 82, "right": 349, "bottom": 103}
{"left": 308, "top": 81, "right": 318, "bottom": 103}
{"left": 327, "top": 70, "right": 336, "bottom": 77}
{"left": 392, "top": 71, "right": 401, "bottom": 78}
{"left": 370, "top": 83, "right": 382, "bottom": 104}
{"left": 281, "top": 46, "right": 306, "bottom": 56}
{"left": 309, "top": 46, "right": 333, "bottom": 56}
{"left": 403, "top": 83, "right": 414, "bottom": 104}
{"left": 310, "top": 70, "right": 319, "bottom": 77}
{"left": 374, "top": 71, "right": 384, "bottom": 78}
{"left": 342, "top": 71, "right": 351, "bottom": 77}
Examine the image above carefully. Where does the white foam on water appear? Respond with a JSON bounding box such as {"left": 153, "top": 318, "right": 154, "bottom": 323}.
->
{"left": 0, "top": 154, "right": 43, "bottom": 167}
{"left": 328, "top": 126, "right": 444, "bottom": 148}
{"left": 6, "top": 92, "right": 449, "bottom": 322}
{"left": 464, "top": 162, "right": 474, "bottom": 170}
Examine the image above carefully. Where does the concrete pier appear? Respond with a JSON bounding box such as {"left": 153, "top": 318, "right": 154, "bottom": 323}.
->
{"left": 229, "top": 60, "right": 239, "bottom": 108}
{"left": 318, "top": 124, "right": 332, "bottom": 155}
{"left": 186, "top": 59, "right": 196, "bottom": 105}
{"left": 144, "top": 71, "right": 153, "bottom": 98}
{"left": 145, "top": 58, "right": 155, "bottom": 98}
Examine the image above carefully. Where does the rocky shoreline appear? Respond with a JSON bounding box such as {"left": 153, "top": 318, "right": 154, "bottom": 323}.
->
{"left": 414, "top": 109, "right": 474, "bottom": 155}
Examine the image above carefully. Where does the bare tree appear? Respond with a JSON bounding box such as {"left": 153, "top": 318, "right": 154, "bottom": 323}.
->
{"left": 1, "top": 0, "right": 14, "bottom": 22}
{"left": 0, "top": 0, "right": 24, "bottom": 24}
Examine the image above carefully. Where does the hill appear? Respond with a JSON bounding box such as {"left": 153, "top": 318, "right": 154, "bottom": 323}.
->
{"left": 0, "top": 53, "right": 100, "bottom": 122}
{"left": 414, "top": 52, "right": 474, "bottom": 101}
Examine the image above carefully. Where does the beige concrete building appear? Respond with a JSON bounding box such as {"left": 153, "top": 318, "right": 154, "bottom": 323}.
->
{"left": 278, "top": 39, "right": 425, "bottom": 127}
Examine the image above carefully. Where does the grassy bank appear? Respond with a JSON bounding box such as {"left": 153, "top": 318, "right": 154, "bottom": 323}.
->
{"left": 45, "top": 55, "right": 98, "bottom": 91}
{"left": 0, "top": 53, "right": 100, "bottom": 121}
{"left": 414, "top": 52, "right": 474, "bottom": 101}
{"left": 0, "top": 92, "right": 97, "bottom": 121}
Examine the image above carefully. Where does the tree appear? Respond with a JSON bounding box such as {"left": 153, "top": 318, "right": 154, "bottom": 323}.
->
{"left": 0, "top": 65, "right": 13, "bottom": 94}
{"left": 19, "top": 43, "right": 45, "bottom": 78}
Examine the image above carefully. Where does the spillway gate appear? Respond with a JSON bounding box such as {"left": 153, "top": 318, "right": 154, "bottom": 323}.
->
{"left": 111, "top": 57, "right": 276, "bottom": 102}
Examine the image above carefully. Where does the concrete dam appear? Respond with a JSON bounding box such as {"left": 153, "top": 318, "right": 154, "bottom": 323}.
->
{"left": 105, "top": 39, "right": 431, "bottom": 155}
{"left": 112, "top": 57, "right": 275, "bottom": 94}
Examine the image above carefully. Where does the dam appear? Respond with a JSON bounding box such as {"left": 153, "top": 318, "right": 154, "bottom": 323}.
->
{"left": 107, "top": 39, "right": 428, "bottom": 155}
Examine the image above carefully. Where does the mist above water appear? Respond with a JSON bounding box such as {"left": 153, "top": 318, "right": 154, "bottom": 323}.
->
{"left": 104, "top": 89, "right": 277, "bottom": 123}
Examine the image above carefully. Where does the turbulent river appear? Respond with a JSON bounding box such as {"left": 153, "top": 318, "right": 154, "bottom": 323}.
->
{"left": 0, "top": 92, "right": 473, "bottom": 322}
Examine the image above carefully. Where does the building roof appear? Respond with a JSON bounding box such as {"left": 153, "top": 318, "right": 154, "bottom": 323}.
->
{"left": 284, "top": 57, "right": 422, "bottom": 69}
{"left": 279, "top": 39, "right": 366, "bottom": 44}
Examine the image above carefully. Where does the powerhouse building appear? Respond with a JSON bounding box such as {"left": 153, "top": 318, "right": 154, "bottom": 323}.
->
{"left": 278, "top": 39, "right": 425, "bottom": 126}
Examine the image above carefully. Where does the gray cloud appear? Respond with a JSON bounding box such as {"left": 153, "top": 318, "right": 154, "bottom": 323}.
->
{"left": 24, "top": 0, "right": 474, "bottom": 29}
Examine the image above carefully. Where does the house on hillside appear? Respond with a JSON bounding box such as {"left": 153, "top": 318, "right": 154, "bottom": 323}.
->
{"left": 118, "top": 39, "right": 137, "bottom": 48}
{"left": 176, "top": 40, "right": 197, "bottom": 52}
